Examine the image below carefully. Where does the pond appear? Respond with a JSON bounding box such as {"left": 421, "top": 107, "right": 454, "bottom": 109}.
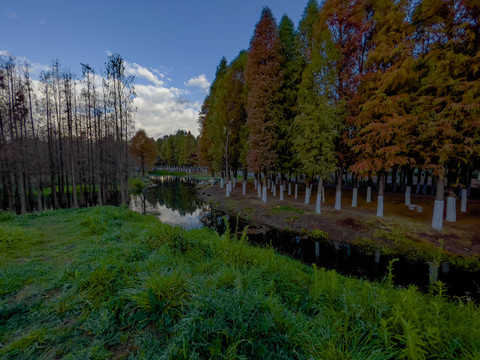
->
{"left": 131, "top": 176, "right": 480, "bottom": 302}
{"left": 130, "top": 176, "right": 207, "bottom": 229}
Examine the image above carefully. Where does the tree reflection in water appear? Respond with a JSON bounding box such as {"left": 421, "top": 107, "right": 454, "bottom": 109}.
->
{"left": 130, "top": 176, "right": 208, "bottom": 229}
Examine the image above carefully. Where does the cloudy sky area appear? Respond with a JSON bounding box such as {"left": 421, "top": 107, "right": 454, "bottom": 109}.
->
{"left": 0, "top": 1, "right": 305, "bottom": 139}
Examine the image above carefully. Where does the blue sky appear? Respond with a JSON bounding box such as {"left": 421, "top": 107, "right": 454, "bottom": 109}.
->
{"left": 0, "top": 0, "right": 307, "bottom": 138}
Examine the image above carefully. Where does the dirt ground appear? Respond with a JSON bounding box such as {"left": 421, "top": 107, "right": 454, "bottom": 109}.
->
{"left": 198, "top": 180, "right": 480, "bottom": 259}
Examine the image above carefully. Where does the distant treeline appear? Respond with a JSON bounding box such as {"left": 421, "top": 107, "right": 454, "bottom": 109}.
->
{"left": 156, "top": 130, "right": 198, "bottom": 167}
{"left": 0, "top": 53, "right": 135, "bottom": 213}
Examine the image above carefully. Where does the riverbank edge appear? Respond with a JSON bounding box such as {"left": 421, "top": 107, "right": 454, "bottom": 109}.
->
{"left": 197, "top": 182, "right": 480, "bottom": 272}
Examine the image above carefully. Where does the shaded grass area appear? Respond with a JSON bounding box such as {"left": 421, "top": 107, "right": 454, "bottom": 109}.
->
{"left": 1, "top": 207, "right": 480, "bottom": 359}
{"left": 271, "top": 205, "right": 305, "bottom": 215}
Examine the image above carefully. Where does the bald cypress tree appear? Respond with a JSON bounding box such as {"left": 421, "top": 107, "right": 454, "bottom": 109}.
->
{"left": 277, "top": 15, "right": 302, "bottom": 191}
{"left": 246, "top": 7, "right": 283, "bottom": 203}
{"left": 197, "top": 57, "right": 227, "bottom": 180}
{"left": 294, "top": 1, "right": 341, "bottom": 213}
{"left": 350, "top": 0, "right": 416, "bottom": 217}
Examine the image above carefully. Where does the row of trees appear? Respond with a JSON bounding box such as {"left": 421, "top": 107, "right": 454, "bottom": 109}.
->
{"left": 0, "top": 53, "right": 135, "bottom": 213}
{"left": 198, "top": 0, "right": 480, "bottom": 230}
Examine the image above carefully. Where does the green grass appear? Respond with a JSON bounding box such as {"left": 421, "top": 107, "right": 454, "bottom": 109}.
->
{"left": 128, "top": 178, "right": 146, "bottom": 194}
{"left": 1, "top": 207, "right": 479, "bottom": 359}
{"left": 271, "top": 205, "right": 305, "bottom": 215}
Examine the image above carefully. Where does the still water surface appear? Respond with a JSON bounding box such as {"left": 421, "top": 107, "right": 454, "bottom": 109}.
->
{"left": 131, "top": 176, "right": 480, "bottom": 301}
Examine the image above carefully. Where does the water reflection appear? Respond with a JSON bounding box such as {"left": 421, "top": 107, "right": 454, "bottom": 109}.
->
{"left": 130, "top": 177, "right": 207, "bottom": 229}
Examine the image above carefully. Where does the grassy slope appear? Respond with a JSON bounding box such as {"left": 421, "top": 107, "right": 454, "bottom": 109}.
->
{"left": 0, "top": 207, "right": 479, "bottom": 359}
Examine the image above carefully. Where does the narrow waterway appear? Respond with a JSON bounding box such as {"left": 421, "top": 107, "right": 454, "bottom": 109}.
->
{"left": 131, "top": 176, "right": 480, "bottom": 302}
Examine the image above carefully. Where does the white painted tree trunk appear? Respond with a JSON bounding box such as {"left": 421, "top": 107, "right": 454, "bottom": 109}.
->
{"left": 280, "top": 185, "right": 284, "bottom": 200}
{"left": 295, "top": 184, "right": 298, "bottom": 199}
{"left": 226, "top": 186, "right": 230, "bottom": 197}
{"left": 446, "top": 196, "right": 456, "bottom": 222}
{"left": 351, "top": 188, "right": 358, "bottom": 207}
{"left": 376, "top": 196, "right": 384, "bottom": 217}
{"left": 405, "top": 186, "right": 411, "bottom": 206}
{"left": 273, "top": 185, "right": 276, "bottom": 197}
{"left": 242, "top": 181, "right": 246, "bottom": 195}
{"left": 262, "top": 185, "right": 267, "bottom": 203}
{"left": 377, "top": 172, "right": 385, "bottom": 217}
{"left": 315, "top": 242, "right": 320, "bottom": 257}
{"left": 335, "top": 191, "right": 341, "bottom": 210}
{"left": 315, "top": 193, "right": 321, "bottom": 214}
{"left": 432, "top": 200, "right": 445, "bottom": 230}
{"left": 461, "top": 189, "right": 467, "bottom": 213}
{"left": 366, "top": 186, "right": 372, "bottom": 203}
{"left": 211, "top": 177, "right": 214, "bottom": 186}
{"left": 316, "top": 179, "right": 323, "bottom": 214}
{"left": 257, "top": 184, "right": 262, "bottom": 198}
{"left": 432, "top": 175, "right": 445, "bottom": 230}
{"left": 220, "top": 178, "right": 224, "bottom": 188}
{"left": 233, "top": 178, "right": 236, "bottom": 188}
{"left": 305, "top": 186, "right": 310, "bottom": 205}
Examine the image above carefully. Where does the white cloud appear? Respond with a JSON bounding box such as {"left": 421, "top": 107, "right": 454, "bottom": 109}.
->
{"left": 7, "top": 11, "right": 17, "bottom": 19}
{"left": 134, "top": 84, "right": 200, "bottom": 139}
{"left": 1, "top": 52, "right": 199, "bottom": 139}
{"left": 125, "top": 62, "right": 164, "bottom": 86}
{"left": 0, "top": 50, "right": 50, "bottom": 75}
{"left": 184, "top": 74, "right": 210, "bottom": 90}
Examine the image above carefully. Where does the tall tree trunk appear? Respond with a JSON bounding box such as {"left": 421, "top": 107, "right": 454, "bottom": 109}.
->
{"left": 304, "top": 178, "right": 310, "bottom": 205}
{"left": 315, "top": 176, "right": 323, "bottom": 214}
{"left": 262, "top": 172, "right": 267, "bottom": 203}
{"left": 335, "top": 168, "right": 342, "bottom": 210}
{"left": 377, "top": 171, "right": 385, "bottom": 217}
{"left": 432, "top": 174, "right": 445, "bottom": 230}
{"left": 351, "top": 177, "right": 358, "bottom": 207}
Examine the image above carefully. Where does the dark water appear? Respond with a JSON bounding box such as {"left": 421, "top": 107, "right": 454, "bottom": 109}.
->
{"left": 131, "top": 177, "right": 480, "bottom": 302}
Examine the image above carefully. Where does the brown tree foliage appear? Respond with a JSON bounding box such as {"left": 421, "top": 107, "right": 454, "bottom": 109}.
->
{"left": 245, "top": 7, "right": 284, "bottom": 173}
{"left": 130, "top": 129, "right": 157, "bottom": 177}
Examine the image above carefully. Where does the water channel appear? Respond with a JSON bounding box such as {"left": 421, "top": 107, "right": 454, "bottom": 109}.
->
{"left": 130, "top": 176, "right": 480, "bottom": 302}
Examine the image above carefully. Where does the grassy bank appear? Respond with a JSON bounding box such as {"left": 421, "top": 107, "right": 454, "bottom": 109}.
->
{"left": 1, "top": 207, "right": 479, "bottom": 359}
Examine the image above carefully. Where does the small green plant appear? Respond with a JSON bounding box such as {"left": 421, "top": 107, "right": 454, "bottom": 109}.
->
{"left": 310, "top": 229, "right": 329, "bottom": 241}
{"left": 386, "top": 258, "right": 399, "bottom": 285}
{"left": 0, "top": 211, "right": 16, "bottom": 222}
{"left": 129, "top": 178, "right": 146, "bottom": 193}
